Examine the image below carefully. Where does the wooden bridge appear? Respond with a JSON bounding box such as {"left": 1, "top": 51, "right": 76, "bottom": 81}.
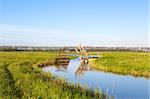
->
{"left": 55, "top": 49, "right": 70, "bottom": 71}
{"left": 56, "top": 44, "right": 100, "bottom": 66}
{"left": 75, "top": 44, "right": 99, "bottom": 63}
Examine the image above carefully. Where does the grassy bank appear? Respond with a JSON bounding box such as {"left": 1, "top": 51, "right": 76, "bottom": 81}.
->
{"left": 0, "top": 51, "right": 107, "bottom": 98}
{"left": 89, "top": 51, "right": 150, "bottom": 77}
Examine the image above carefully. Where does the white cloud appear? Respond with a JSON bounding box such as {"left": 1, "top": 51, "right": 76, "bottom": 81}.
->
{"left": 0, "top": 24, "right": 148, "bottom": 47}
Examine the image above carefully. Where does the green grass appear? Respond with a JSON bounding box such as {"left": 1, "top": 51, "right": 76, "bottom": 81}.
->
{"left": 0, "top": 51, "right": 106, "bottom": 99}
{"left": 89, "top": 51, "right": 150, "bottom": 77}
{"left": 69, "top": 55, "right": 78, "bottom": 59}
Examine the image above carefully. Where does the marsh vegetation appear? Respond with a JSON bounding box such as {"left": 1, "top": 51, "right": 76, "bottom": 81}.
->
{"left": 0, "top": 51, "right": 149, "bottom": 98}
{"left": 90, "top": 51, "right": 150, "bottom": 77}
{"left": 0, "top": 51, "right": 106, "bottom": 98}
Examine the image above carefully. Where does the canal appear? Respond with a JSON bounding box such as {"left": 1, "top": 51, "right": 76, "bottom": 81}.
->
{"left": 43, "top": 58, "right": 150, "bottom": 99}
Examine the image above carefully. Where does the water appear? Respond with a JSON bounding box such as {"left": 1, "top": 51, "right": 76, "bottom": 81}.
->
{"left": 43, "top": 58, "right": 150, "bottom": 99}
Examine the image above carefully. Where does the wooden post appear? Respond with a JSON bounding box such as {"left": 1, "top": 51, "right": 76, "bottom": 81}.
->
{"left": 75, "top": 44, "right": 89, "bottom": 61}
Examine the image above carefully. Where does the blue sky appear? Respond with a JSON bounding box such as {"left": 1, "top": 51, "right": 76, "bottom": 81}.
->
{"left": 0, "top": 0, "right": 149, "bottom": 47}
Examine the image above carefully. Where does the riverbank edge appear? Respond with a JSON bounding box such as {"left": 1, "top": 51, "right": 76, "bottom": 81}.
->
{"left": 89, "top": 59, "right": 150, "bottom": 78}
{"left": 32, "top": 59, "right": 109, "bottom": 99}
{"left": 35, "top": 55, "right": 78, "bottom": 67}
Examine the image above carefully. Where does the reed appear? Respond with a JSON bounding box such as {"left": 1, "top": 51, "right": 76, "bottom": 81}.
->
{"left": 89, "top": 51, "right": 150, "bottom": 77}
{"left": 0, "top": 51, "right": 106, "bottom": 98}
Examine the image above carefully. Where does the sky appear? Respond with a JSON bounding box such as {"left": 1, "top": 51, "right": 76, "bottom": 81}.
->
{"left": 0, "top": 0, "right": 149, "bottom": 47}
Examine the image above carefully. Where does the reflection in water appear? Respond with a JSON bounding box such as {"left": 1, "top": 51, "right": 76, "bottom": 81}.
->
{"left": 43, "top": 58, "right": 150, "bottom": 99}
{"left": 55, "top": 64, "right": 68, "bottom": 72}
{"left": 75, "top": 61, "right": 91, "bottom": 77}
{"left": 55, "top": 59, "right": 70, "bottom": 72}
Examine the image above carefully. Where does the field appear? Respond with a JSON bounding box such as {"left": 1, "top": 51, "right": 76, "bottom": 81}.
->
{"left": 1, "top": 51, "right": 149, "bottom": 98}
{"left": 0, "top": 51, "right": 106, "bottom": 98}
{"left": 89, "top": 51, "right": 150, "bottom": 77}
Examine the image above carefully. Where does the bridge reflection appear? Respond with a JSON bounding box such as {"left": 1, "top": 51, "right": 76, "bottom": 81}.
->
{"left": 55, "top": 60, "right": 70, "bottom": 72}
{"left": 75, "top": 61, "right": 92, "bottom": 77}
{"left": 54, "top": 60, "right": 92, "bottom": 77}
